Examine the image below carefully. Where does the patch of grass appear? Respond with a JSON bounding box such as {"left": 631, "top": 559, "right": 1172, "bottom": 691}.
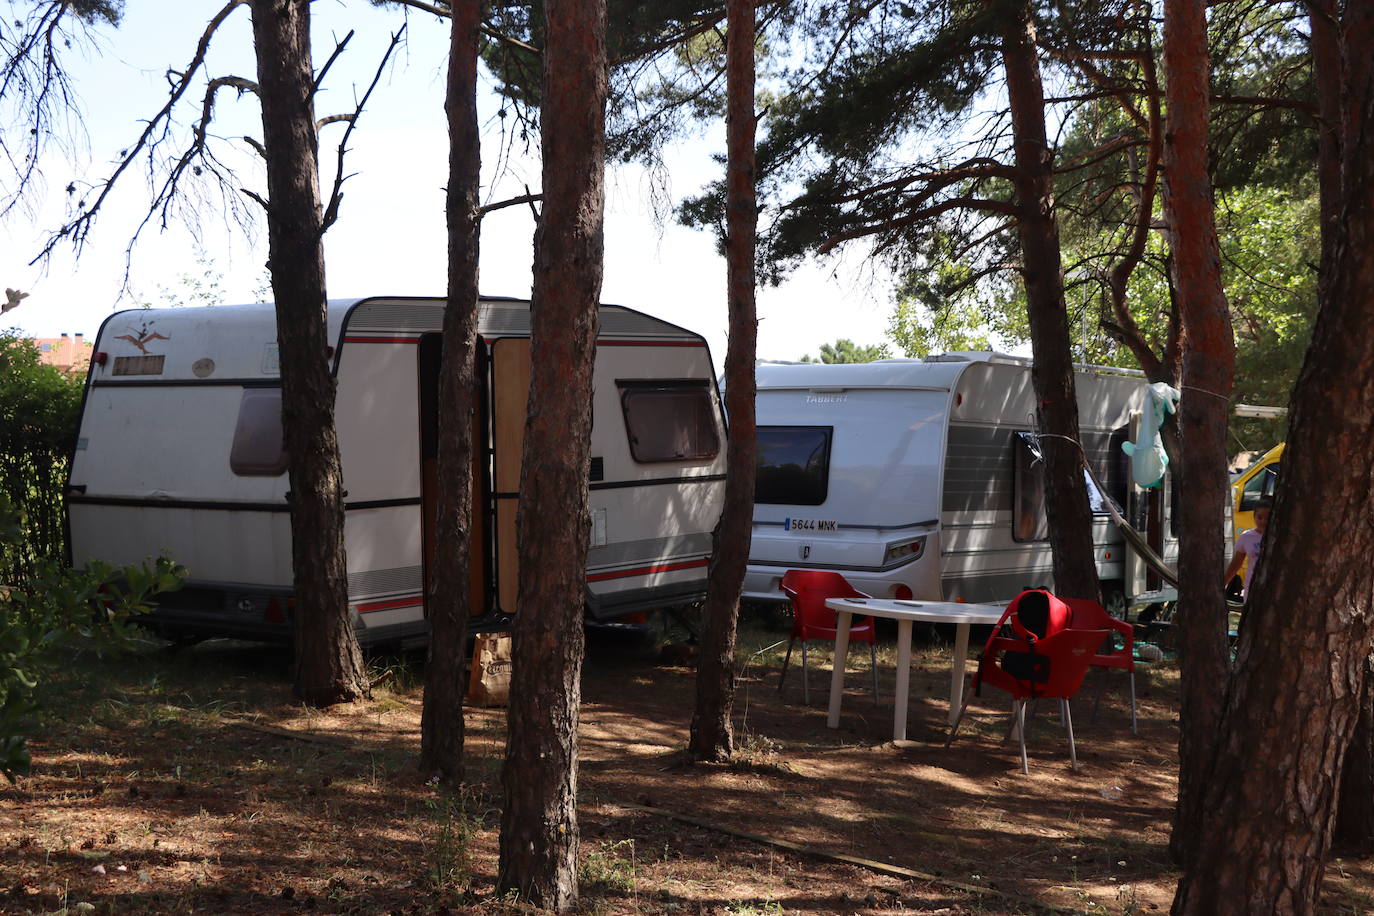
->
{"left": 1075, "top": 883, "right": 1143, "bottom": 915}
{"left": 367, "top": 652, "right": 425, "bottom": 694}
{"left": 580, "top": 838, "right": 637, "bottom": 895}
{"left": 724, "top": 900, "right": 784, "bottom": 915}
{"left": 423, "top": 784, "right": 480, "bottom": 892}
{"left": 726, "top": 729, "right": 796, "bottom": 778}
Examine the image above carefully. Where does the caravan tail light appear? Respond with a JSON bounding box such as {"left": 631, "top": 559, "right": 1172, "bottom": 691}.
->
{"left": 893, "top": 585, "right": 913, "bottom": 600}
{"left": 264, "top": 597, "right": 284, "bottom": 622}
{"left": 884, "top": 535, "right": 927, "bottom": 566}
{"left": 93, "top": 351, "right": 108, "bottom": 366}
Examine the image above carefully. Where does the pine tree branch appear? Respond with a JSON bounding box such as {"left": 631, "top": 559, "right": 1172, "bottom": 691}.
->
{"left": 818, "top": 196, "right": 1018, "bottom": 254}
{"left": 312, "top": 29, "right": 353, "bottom": 96}
{"left": 480, "top": 193, "right": 542, "bottom": 215}
{"left": 374, "top": 0, "right": 542, "bottom": 55}
{"left": 320, "top": 25, "right": 406, "bottom": 235}
{"left": 819, "top": 159, "right": 1019, "bottom": 208}
{"left": 31, "top": 0, "right": 250, "bottom": 265}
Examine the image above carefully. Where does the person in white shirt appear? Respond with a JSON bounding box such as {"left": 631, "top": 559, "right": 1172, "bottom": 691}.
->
{"left": 1223, "top": 499, "right": 1271, "bottom": 604}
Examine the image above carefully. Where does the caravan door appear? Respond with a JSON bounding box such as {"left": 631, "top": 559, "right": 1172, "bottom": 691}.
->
{"left": 489, "top": 337, "right": 531, "bottom": 615}
{"left": 417, "top": 333, "right": 491, "bottom": 619}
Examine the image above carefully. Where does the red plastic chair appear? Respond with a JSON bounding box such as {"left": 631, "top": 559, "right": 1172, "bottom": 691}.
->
{"left": 1062, "top": 597, "right": 1138, "bottom": 734}
{"left": 778, "top": 570, "right": 879, "bottom": 705}
{"left": 948, "top": 589, "right": 1104, "bottom": 772}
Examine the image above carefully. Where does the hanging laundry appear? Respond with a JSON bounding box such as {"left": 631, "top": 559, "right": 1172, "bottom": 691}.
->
{"left": 1122, "top": 382, "right": 1179, "bottom": 489}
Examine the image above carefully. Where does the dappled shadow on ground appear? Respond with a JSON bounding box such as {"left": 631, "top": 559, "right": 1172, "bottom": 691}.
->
{"left": 2, "top": 624, "right": 1372, "bottom": 915}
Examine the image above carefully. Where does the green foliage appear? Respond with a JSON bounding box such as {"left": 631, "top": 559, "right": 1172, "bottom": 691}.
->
{"left": 799, "top": 338, "right": 891, "bottom": 363}
{"left": 69, "top": 0, "right": 123, "bottom": 26}
{"left": 890, "top": 298, "right": 998, "bottom": 357}
{"left": 889, "top": 257, "right": 1029, "bottom": 356}
{"left": 581, "top": 838, "right": 638, "bottom": 894}
{"left": 0, "top": 493, "right": 184, "bottom": 781}
{"left": 681, "top": 0, "right": 1010, "bottom": 281}
{"left": 1206, "top": 3, "right": 1314, "bottom": 194}
{"left": 423, "top": 785, "right": 479, "bottom": 891}
{"left": 1222, "top": 185, "right": 1318, "bottom": 450}
{"left": 156, "top": 259, "right": 225, "bottom": 308}
{"left": 0, "top": 333, "right": 84, "bottom": 587}
{"left": 476, "top": 1, "right": 739, "bottom": 163}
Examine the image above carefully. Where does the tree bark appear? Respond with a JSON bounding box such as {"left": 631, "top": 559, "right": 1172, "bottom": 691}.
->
{"left": 1159, "top": 0, "right": 1237, "bottom": 867}
{"left": 249, "top": 0, "right": 367, "bottom": 707}
{"left": 1337, "top": 660, "right": 1374, "bottom": 852}
{"left": 1311, "top": 0, "right": 1341, "bottom": 285}
{"left": 689, "top": 0, "right": 757, "bottom": 763}
{"left": 1171, "top": 0, "right": 1374, "bottom": 909}
{"left": 495, "top": 0, "right": 607, "bottom": 908}
{"left": 1312, "top": 0, "right": 1374, "bottom": 849}
{"left": 419, "top": 0, "right": 481, "bottom": 781}
{"left": 999, "top": 2, "right": 1100, "bottom": 605}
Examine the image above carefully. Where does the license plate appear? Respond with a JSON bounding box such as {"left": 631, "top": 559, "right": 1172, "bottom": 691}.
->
{"left": 784, "top": 518, "right": 838, "bottom": 532}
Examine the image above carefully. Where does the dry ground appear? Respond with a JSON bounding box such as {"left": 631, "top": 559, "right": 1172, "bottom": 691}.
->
{"left": 3, "top": 614, "right": 1373, "bottom": 915}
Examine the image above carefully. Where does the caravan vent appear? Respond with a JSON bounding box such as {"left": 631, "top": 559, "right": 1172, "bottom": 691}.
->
{"left": 479, "top": 301, "right": 534, "bottom": 335}
{"left": 112, "top": 354, "right": 166, "bottom": 376}
{"left": 347, "top": 300, "right": 445, "bottom": 332}
{"left": 347, "top": 564, "right": 424, "bottom": 598}
{"left": 599, "top": 308, "right": 694, "bottom": 339}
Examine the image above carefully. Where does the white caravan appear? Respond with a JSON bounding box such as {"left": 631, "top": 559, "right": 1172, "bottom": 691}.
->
{"left": 67, "top": 296, "right": 728, "bottom": 647}
{"left": 741, "top": 353, "right": 1178, "bottom": 613}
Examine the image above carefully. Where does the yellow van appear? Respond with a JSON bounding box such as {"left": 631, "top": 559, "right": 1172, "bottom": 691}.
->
{"left": 1232, "top": 442, "right": 1283, "bottom": 540}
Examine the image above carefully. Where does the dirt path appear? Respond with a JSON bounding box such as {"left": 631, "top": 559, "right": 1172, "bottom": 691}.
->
{"left": 2, "top": 625, "right": 1372, "bottom": 915}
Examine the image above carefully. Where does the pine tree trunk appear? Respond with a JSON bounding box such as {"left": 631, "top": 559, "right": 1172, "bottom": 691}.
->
{"left": 419, "top": 0, "right": 481, "bottom": 781}
{"left": 1159, "top": 0, "right": 1236, "bottom": 866}
{"left": 1313, "top": 0, "right": 1374, "bottom": 850}
{"left": 1171, "top": 0, "right": 1374, "bottom": 908}
{"left": 1337, "top": 660, "right": 1374, "bottom": 851}
{"left": 689, "top": 0, "right": 757, "bottom": 763}
{"left": 495, "top": 0, "right": 607, "bottom": 907}
{"left": 999, "top": 3, "right": 1100, "bottom": 604}
{"left": 1311, "top": 0, "right": 1341, "bottom": 282}
{"left": 250, "top": 0, "right": 367, "bottom": 707}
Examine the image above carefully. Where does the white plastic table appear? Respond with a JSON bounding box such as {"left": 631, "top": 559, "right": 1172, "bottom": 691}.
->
{"left": 823, "top": 597, "right": 1006, "bottom": 741}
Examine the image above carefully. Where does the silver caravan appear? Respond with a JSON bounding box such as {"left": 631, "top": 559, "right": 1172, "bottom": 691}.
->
{"left": 68, "top": 296, "right": 728, "bottom": 647}
{"left": 741, "top": 352, "right": 1176, "bottom": 613}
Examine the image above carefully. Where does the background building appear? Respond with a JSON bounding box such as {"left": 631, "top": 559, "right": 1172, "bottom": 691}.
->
{"left": 32, "top": 333, "right": 92, "bottom": 375}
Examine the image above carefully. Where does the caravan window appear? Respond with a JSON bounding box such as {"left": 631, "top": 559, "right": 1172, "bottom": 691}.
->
{"left": 1013, "top": 432, "right": 1049, "bottom": 541}
{"left": 1107, "top": 426, "right": 1131, "bottom": 510}
{"left": 230, "top": 387, "right": 288, "bottom": 476}
{"left": 618, "top": 380, "right": 720, "bottom": 463}
{"left": 755, "top": 426, "right": 832, "bottom": 506}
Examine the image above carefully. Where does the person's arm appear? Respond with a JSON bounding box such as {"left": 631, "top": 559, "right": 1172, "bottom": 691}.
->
{"left": 1223, "top": 545, "right": 1248, "bottom": 585}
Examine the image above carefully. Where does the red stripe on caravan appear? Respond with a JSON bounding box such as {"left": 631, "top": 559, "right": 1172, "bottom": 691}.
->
{"left": 357, "top": 595, "right": 423, "bottom": 614}
{"left": 597, "top": 340, "right": 705, "bottom": 348}
{"left": 343, "top": 336, "right": 703, "bottom": 348}
{"left": 585, "top": 558, "right": 709, "bottom": 583}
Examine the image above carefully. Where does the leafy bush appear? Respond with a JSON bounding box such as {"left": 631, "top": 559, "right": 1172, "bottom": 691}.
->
{"left": 0, "top": 493, "right": 184, "bottom": 781}
{"left": 0, "top": 332, "right": 84, "bottom": 587}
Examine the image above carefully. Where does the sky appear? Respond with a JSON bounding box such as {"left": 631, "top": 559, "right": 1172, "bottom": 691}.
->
{"left": 0, "top": 0, "right": 898, "bottom": 364}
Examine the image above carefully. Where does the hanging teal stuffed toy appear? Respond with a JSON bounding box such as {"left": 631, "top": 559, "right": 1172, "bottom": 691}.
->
{"left": 1122, "top": 382, "right": 1180, "bottom": 490}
